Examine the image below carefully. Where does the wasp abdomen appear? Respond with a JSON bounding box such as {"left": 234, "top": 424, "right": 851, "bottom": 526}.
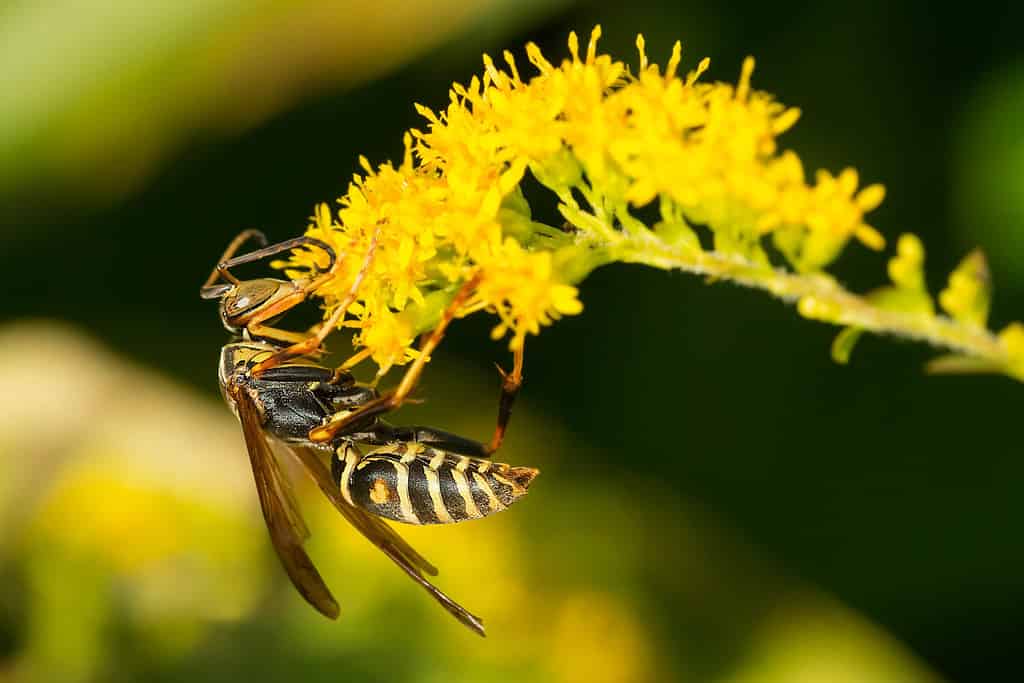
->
{"left": 334, "top": 443, "right": 537, "bottom": 525}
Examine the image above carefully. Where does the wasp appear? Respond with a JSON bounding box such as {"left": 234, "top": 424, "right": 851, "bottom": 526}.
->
{"left": 201, "top": 230, "right": 536, "bottom": 636}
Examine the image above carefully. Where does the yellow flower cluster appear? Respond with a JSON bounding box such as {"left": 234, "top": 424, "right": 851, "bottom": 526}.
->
{"left": 281, "top": 27, "right": 887, "bottom": 373}
{"left": 279, "top": 26, "right": 1019, "bottom": 382}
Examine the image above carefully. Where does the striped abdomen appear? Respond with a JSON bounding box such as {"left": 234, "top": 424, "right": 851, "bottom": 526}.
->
{"left": 332, "top": 442, "right": 538, "bottom": 525}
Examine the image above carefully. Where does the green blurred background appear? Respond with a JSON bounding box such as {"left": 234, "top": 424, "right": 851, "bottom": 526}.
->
{"left": 2, "top": 1, "right": 1022, "bottom": 682}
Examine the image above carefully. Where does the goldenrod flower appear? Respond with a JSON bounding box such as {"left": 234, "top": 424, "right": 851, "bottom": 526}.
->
{"left": 939, "top": 249, "right": 991, "bottom": 327}
{"left": 279, "top": 27, "right": 1022, "bottom": 383}
{"left": 471, "top": 237, "right": 583, "bottom": 350}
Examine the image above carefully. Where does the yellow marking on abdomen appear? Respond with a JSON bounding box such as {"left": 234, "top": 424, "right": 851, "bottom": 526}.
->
{"left": 424, "top": 466, "right": 454, "bottom": 524}
{"left": 369, "top": 478, "right": 390, "bottom": 504}
{"left": 472, "top": 472, "right": 503, "bottom": 514}
{"left": 428, "top": 450, "right": 446, "bottom": 471}
{"left": 451, "top": 467, "right": 481, "bottom": 519}
{"left": 491, "top": 471, "right": 519, "bottom": 492}
{"left": 394, "top": 460, "right": 418, "bottom": 524}
{"left": 338, "top": 445, "right": 359, "bottom": 506}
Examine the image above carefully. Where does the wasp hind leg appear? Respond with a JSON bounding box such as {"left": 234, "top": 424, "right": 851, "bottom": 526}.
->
{"left": 374, "top": 345, "right": 525, "bottom": 458}
{"left": 362, "top": 424, "right": 491, "bottom": 459}
{"left": 485, "top": 344, "right": 524, "bottom": 455}
{"left": 316, "top": 302, "right": 525, "bottom": 458}
{"left": 309, "top": 273, "right": 482, "bottom": 443}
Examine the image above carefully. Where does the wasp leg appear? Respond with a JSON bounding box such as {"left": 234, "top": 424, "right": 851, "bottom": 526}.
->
{"left": 247, "top": 324, "right": 318, "bottom": 347}
{"left": 308, "top": 273, "right": 482, "bottom": 444}
{"left": 486, "top": 345, "right": 524, "bottom": 455}
{"left": 253, "top": 225, "right": 382, "bottom": 376}
{"left": 362, "top": 424, "right": 490, "bottom": 458}
{"left": 325, "top": 327, "right": 522, "bottom": 456}
{"left": 331, "top": 348, "right": 374, "bottom": 382}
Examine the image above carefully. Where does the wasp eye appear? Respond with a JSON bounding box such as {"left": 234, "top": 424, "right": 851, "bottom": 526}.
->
{"left": 225, "top": 280, "right": 279, "bottom": 317}
{"left": 232, "top": 294, "right": 252, "bottom": 311}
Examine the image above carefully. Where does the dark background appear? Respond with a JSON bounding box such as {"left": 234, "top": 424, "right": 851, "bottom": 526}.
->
{"left": 3, "top": 2, "right": 1022, "bottom": 681}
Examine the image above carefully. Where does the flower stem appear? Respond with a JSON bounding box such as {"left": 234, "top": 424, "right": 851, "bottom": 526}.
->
{"left": 607, "top": 236, "right": 1009, "bottom": 364}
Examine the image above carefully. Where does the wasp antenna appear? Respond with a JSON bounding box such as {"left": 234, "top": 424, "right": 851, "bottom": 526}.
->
{"left": 202, "top": 229, "right": 269, "bottom": 289}
{"left": 220, "top": 236, "right": 335, "bottom": 276}
{"left": 206, "top": 235, "right": 337, "bottom": 293}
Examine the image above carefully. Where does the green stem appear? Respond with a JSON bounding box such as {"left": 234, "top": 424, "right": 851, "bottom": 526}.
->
{"left": 609, "top": 237, "right": 1009, "bottom": 364}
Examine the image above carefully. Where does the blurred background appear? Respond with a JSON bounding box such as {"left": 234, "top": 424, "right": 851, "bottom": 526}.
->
{"left": 1, "top": 1, "right": 1022, "bottom": 681}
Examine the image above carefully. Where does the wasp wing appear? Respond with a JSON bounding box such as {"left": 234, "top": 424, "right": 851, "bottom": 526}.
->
{"left": 280, "top": 443, "right": 436, "bottom": 576}
{"left": 234, "top": 386, "right": 340, "bottom": 619}
{"left": 285, "top": 442, "right": 486, "bottom": 637}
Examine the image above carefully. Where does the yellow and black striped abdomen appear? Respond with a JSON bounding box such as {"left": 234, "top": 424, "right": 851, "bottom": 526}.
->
{"left": 333, "top": 443, "right": 538, "bottom": 525}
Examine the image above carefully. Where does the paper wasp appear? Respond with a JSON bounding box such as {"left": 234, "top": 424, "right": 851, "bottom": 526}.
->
{"left": 201, "top": 229, "right": 536, "bottom": 636}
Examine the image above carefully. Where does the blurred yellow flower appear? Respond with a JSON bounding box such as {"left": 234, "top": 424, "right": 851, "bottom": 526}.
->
{"left": 548, "top": 592, "right": 653, "bottom": 683}
{"left": 32, "top": 463, "right": 266, "bottom": 621}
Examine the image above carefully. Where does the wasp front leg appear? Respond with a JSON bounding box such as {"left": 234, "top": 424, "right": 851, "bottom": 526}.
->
{"left": 252, "top": 224, "right": 382, "bottom": 376}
